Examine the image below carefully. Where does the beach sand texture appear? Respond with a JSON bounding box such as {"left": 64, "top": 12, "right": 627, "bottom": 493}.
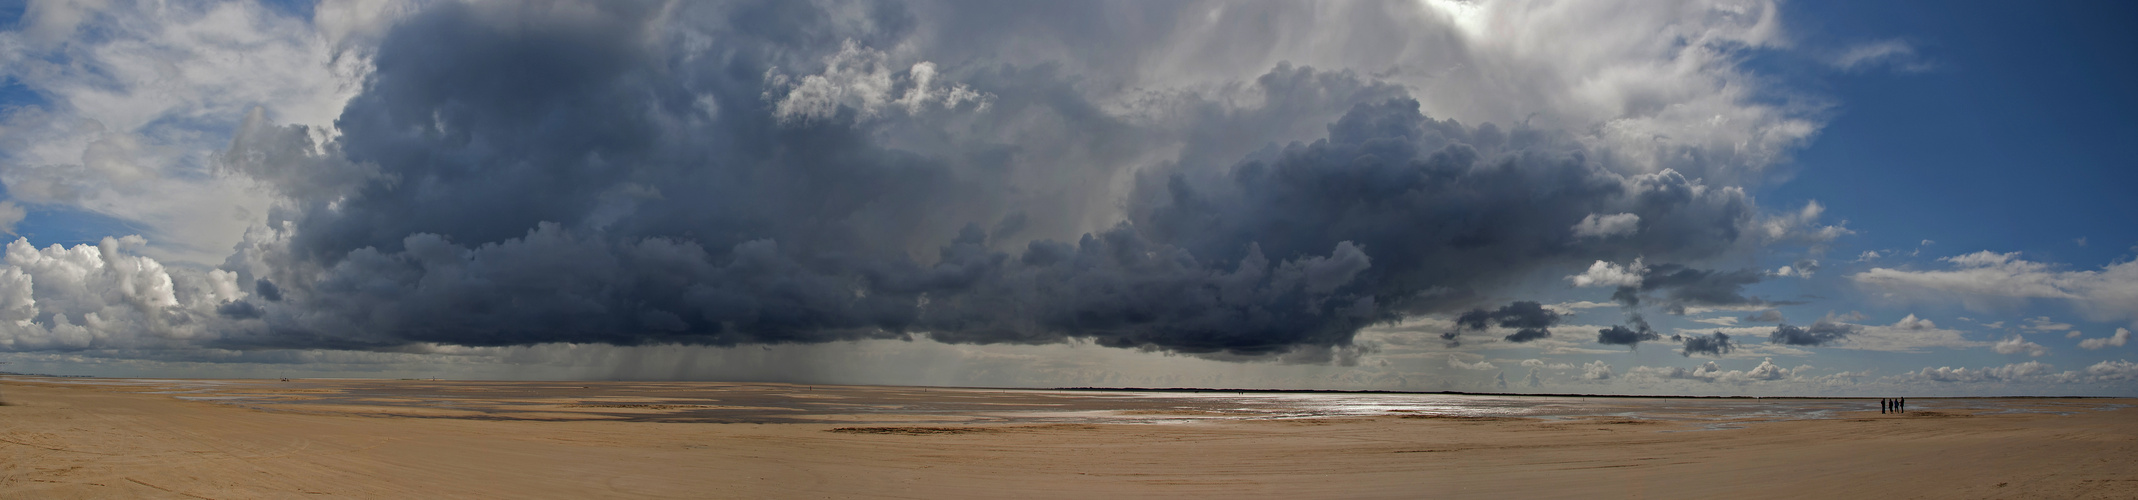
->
{"left": 2, "top": 378, "right": 2133, "bottom": 499}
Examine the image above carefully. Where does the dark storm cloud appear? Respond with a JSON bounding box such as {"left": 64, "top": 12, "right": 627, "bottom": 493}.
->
{"left": 1596, "top": 321, "right": 1661, "bottom": 347}
{"left": 1591, "top": 259, "right": 1730, "bottom": 348}
{"left": 1443, "top": 301, "right": 1562, "bottom": 345}
{"left": 216, "top": 301, "right": 264, "bottom": 319}
{"left": 1135, "top": 98, "right": 1755, "bottom": 323}
{"left": 1501, "top": 328, "right": 1552, "bottom": 343}
{"left": 1768, "top": 319, "right": 1859, "bottom": 346}
{"left": 1636, "top": 264, "right": 1769, "bottom": 314}
{"left": 1600, "top": 261, "right": 1783, "bottom": 317}
{"left": 253, "top": 279, "right": 281, "bottom": 302}
{"left": 1677, "top": 332, "right": 1736, "bottom": 357}
{"left": 212, "top": 0, "right": 1765, "bottom": 360}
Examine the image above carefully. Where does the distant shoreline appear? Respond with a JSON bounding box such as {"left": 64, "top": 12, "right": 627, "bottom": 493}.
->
{"left": 1, "top": 374, "right": 2112, "bottom": 399}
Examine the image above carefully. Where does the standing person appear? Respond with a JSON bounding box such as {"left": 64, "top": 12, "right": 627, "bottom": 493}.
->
{"left": 1900, "top": 397, "right": 1906, "bottom": 413}
{"left": 1880, "top": 398, "right": 1887, "bottom": 414}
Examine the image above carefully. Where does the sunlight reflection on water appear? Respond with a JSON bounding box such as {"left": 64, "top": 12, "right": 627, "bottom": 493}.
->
{"left": 1005, "top": 391, "right": 2115, "bottom": 429}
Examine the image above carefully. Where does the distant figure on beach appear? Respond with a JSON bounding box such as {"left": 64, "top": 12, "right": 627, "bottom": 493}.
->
{"left": 1899, "top": 397, "right": 1906, "bottom": 413}
{"left": 1881, "top": 398, "right": 1889, "bottom": 414}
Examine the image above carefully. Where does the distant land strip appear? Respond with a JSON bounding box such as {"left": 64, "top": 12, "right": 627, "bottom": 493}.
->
{"left": 1043, "top": 387, "right": 2111, "bottom": 399}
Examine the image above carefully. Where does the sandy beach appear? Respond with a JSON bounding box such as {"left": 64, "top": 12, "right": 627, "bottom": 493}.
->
{"left": 2, "top": 377, "right": 2133, "bottom": 499}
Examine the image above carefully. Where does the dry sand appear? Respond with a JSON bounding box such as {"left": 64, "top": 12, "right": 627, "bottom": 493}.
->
{"left": 2, "top": 378, "right": 2133, "bottom": 499}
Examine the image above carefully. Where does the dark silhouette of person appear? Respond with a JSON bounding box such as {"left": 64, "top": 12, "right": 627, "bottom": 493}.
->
{"left": 1899, "top": 397, "right": 1906, "bottom": 413}
{"left": 1880, "top": 398, "right": 1887, "bottom": 414}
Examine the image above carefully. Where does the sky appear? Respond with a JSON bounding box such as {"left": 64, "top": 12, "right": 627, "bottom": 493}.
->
{"left": 0, "top": 0, "right": 2132, "bottom": 396}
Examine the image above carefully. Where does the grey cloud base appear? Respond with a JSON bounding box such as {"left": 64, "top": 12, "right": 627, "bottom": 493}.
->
{"left": 1445, "top": 301, "right": 1563, "bottom": 345}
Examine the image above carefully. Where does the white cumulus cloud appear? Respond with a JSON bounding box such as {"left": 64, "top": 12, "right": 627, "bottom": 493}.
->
{"left": 763, "top": 40, "right": 992, "bottom": 124}
{"left": 0, "top": 202, "right": 24, "bottom": 235}
{"left": 1629, "top": 357, "right": 1796, "bottom": 384}
{"left": 1993, "top": 334, "right": 2049, "bottom": 357}
{"left": 0, "top": 0, "right": 394, "bottom": 264}
{"left": 1825, "top": 314, "right": 1984, "bottom": 352}
{"left": 1908, "top": 361, "right": 2054, "bottom": 383}
{"left": 2080, "top": 328, "right": 2131, "bottom": 350}
{"left": 1758, "top": 200, "right": 1852, "bottom": 247}
{"left": 1854, "top": 251, "right": 2138, "bottom": 327}
{"left": 0, "top": 237, "right": 248, "bottom": 351}
{"left": 1568, "top": 258, "right": 1645, "bottom": 288}
{"left": 1571, "top": 212, "right": 1641, "bottom": 238}
{"left": 1446, "top": 354, "right": 1497, "bottom": 371}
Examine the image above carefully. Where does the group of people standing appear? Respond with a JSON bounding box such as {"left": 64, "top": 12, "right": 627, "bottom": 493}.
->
{"left": 1880, "top": 397, "right": 1907, "bottom": 414}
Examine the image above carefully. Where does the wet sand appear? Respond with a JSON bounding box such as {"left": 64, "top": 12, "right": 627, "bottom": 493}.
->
{"left": 2, "top": 377, "right": 2133, "bottom": 499}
